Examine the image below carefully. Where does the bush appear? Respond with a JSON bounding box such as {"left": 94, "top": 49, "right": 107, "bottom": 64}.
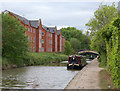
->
{"left": 25, "top": 52, "right": 68, "bottom": 66}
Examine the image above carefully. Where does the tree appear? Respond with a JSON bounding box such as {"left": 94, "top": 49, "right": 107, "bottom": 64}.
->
{"left": 61, "top": 27, "right": 90, "bottom": 50}
{"left": 2, "top": 13, "right": 28, "bottom": 65}
{"left": 70, "top": 38, "right": 81, "bottom": 52}
{"left": 64, "top": 40, "right": 74, "bottom": 55}
{"left": 86, "top": 3, "right": 118, "bottom": 66}
{"left": 86, "top": 3, "right": 118, "bottom": 36}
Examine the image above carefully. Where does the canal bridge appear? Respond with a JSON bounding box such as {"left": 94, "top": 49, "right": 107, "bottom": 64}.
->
{"left": 78, "top": 50, "right": 99, "bottom": 59}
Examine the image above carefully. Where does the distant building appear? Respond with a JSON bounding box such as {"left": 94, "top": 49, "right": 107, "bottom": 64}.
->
{"left": 57, "top": 30, "right": 62, "bottom": 52}
{"left": 3, "top": 10, "right": 65, "bottom": 53}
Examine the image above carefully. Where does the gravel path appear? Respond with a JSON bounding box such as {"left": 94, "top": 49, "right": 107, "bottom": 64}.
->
{"left": 65, "top": 58, "right": 103, "bottom": 89}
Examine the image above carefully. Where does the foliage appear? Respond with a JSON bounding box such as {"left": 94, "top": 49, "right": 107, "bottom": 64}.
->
{"left": 90, "top": 30, "right": 107, "bottom": 66}
{"left": 17, "top": 52, "right": 68, "bottom": 66}
{"left": 106, "top": 18, "right": 120, "bottom": 89}
{"left": 61, "top": 27, "right": 90, "bottom": 51}
{"left": 64, "top": 40, "right": 74, "bottom": 55}
{"left": 86, "top": 3, "right": 118, "bottom": 66}
{"left": 70, "top": 38, "right": 81, "bottom": 52}
{"left": 86, "top": 3, "right": 120, "bottom": 88}
{"left": 2, "top": 13, "right": 28, "bottom": 66}
{"left": 86, "top": 3, "right": 118, "bottom": 36}
{"left": 99, "top": 18, "right": 120, "bottom": 88}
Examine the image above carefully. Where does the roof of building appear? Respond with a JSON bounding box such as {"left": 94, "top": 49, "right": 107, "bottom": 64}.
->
{"left": 57, "top": 30, "right": 61, "bottom": 35}
{"left": 42, "top": 25, "right": 49, "bottom": 31}
{"left": 3, "top": 10, "right": 61, "bottom": 34}
{"left": 8, "top": 10, "right": 29, "bottom": 25}
{"left": 30, "top": 20, "right": 39, "bottom": 28}
{"left": 47, "top": 27, "right": 56, "bottom": 33}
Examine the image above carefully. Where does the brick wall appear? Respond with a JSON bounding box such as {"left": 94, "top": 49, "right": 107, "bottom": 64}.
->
{"left": 6, "top": 10, "right": 65, "bottom": 53}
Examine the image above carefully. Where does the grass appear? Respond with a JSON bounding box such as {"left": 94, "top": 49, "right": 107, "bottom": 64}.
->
{"left": 26, "top": 52, "right": 68, "bottom": 65}
{"left": 99, "top": 69, "right": 115, "bottom": 90}
{"left": 2, "top": 52, "right": 68, "bottom": 69}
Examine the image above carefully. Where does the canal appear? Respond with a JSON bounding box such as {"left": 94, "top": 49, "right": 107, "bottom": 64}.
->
{"left": 1, "top": 66, "right": 78, "bottom": 89}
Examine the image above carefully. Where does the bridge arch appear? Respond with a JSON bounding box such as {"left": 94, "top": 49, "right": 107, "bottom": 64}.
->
{"left": 78, "top": 50, "right": 99, "bottom": 59}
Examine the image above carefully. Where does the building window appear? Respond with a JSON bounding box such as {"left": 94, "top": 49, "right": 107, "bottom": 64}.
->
{"left": 33, "top": 29, "right": 35, "bottom": 33}
{"left": 42, "top": 32, "right": 44, "bottom": 36}
{"left": 42, "top": 39, "right": 44, "bottom": 43}
{"left": 28, "top": 27, "right": 30, "bottom": 31}
{"left": 53, "top": 30, "right": 55, "bottom": 32}
{"left": 31, "top": 37, "right": 32, "bottom": 41}
{"left": 42, "top": 48, "right": 44, "bottom": 52}
{"left": 47, "top": 28, "right": 49, "bottom": 30}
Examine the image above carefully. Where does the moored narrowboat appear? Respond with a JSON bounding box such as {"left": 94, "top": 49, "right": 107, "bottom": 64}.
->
{"left": 67, "top": 55, "right": 86, "bottom": 70}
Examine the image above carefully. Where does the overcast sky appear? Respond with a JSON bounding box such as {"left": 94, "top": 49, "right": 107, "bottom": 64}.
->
{"left": 0, "top": 0, "right": 119, "bottom": 32}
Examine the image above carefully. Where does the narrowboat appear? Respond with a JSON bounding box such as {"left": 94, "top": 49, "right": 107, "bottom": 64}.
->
{"left": 67, "top": 55, "right": 86, "bottom": 70}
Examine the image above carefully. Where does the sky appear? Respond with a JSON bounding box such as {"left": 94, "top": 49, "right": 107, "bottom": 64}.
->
{"left": 0, "top": 0, "right": 119, "bottom": 32}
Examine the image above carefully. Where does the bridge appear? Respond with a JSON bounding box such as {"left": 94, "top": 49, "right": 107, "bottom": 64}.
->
{"left": 78, "top": 50, "right": 99, "bottom": 59}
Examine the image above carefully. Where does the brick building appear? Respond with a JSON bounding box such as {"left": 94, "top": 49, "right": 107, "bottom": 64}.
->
{"left": 3, "top": 10, "right": 65, "bottom": 53}
{"left": 57, "top": 30, "right": 62, "bottom": 52}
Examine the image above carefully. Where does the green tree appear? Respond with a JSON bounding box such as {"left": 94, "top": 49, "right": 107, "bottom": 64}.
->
{"left": 70, "top": 38, "right": 81, "bottom": 52}
{"left": 86, "top": 3, "right": 118, "bottom": 66}
{"left": 2, "top": 13, "right": 28, "bottom": 65}
{"left": 64, "top": 40, "right": 74, "bottom": 55}
{"left": 61, "top": 27, "right": 90, "bottom": 50}
{"left": 86, "top": 3, "right": 118, "bottom": 36}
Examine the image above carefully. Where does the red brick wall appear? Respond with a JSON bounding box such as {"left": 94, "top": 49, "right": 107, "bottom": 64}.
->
{"left": 57, "top": 35, "right": 60, "bottom": 52}
{"left": 61, "top": 37, "right": 65, "bottom": 52}
{"left": 46, "top": 31, "right": 52, "bottom": 52}
{"left": 52, "top": 33, "right": 55, "bottom": 52}
{"left": 57, "top": 30, "right": 62, "bottom": 52}
{"left": 52, "top": 27, "right": 57, "bottom": 52}
{"left": 9, "top": 12, "right": 36, "bottom": 52}
{"left": 25, "top": 24, "right": 36, "bottom": 52}
{"left": 7, "top": 11, "right": 65, "bottom": 53}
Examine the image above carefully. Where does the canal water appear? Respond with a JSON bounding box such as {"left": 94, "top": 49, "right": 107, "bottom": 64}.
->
{"left": 1, "top": 66, "right": 78, "bottom": 89}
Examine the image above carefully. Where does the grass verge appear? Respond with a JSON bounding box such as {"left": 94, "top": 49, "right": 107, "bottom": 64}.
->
{"left": 99, "top": 69, "right": 115, "bottom": 90}
{"left": 2, "top": 52, "right": 68, "bottom": 69}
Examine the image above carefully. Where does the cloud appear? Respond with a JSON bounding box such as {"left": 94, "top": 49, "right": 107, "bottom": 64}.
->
{"left": 1, "top": 1, "right": 119, "bottom": 33}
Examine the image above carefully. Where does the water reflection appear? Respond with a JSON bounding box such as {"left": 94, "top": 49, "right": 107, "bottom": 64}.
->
{"left": 2, "top": 66, "right": 78, "bottom": 89}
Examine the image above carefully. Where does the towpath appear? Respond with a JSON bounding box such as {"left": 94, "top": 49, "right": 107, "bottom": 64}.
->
{"left": 65, "top": 58, "right": 103, "bottom": 89}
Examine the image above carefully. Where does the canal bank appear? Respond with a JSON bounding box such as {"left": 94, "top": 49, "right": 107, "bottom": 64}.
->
{"left": 2, "top": 52, "right": 68, "bottom": 70}
{"left": 65, "top": 58, "right": 103, "bottom": 89}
